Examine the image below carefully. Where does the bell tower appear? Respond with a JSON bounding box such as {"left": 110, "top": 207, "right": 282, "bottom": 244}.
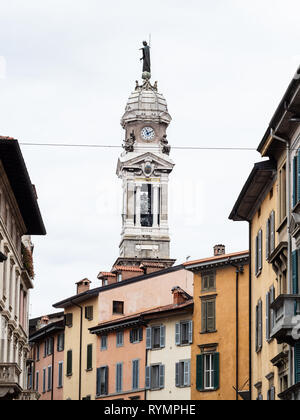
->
{"left": 115, "top": 46, "right": 175, "bottom": 268}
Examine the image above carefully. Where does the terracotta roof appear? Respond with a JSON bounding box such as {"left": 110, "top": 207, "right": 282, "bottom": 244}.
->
{"left": 112, "top": 265, "right": 144, "bottom": 273}
{"left": 98, "top": 272, "right": 116, "bottom": 278}
{"left": 75, "top": 278, "right": 91, "bottom": 285}
{"left": 140, "top": 262, "right": 166, "bottom": 268}
{"left": 183, "top": 250, "right": 249, "bottom": 267}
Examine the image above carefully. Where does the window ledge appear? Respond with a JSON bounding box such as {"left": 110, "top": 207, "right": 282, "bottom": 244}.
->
{"left": 198, "top": 388, "right": 219, "bottom": 393}
{"left": 86, "top": 368, "right": 93, "bottom": 373}
{"left": 200, "top": 330, "right": 217, "bottom": 335}
{"left": 277, "top": 217, "right": 287, "bottom": 234}
{"left": 66, "top": 373, "right": 73, "bottom": 378}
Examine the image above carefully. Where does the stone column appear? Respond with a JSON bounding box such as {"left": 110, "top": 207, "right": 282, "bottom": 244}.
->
{"left": 127, "top": 181, "right": 135, "bottom": 226}
{"left": 9, "top": 260, "right": 16, "bottom": 316}
{"left": 15, "top": 272, "right": 21, "bottom": 322}
{"left": 122, "top": 180, "right": 127, "bottom": 224}
{"left": 135, "top": 184, "right": 141, "bottom": 227}
{"left": 160, "top": 183, "right": 168, "bottom": 226}
{"left": 153, "top": 184, "right": 159, "bottom": 227}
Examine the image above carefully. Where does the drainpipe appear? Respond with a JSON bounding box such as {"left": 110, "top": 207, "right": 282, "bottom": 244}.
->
{"left": 51, "top": 343, "right": 54, "bottom": 401}
{"left": 270, "top": 130, "right": 293, "bottom": 388}
{"left": 72, "top": 301, "right": 83, "bottom": 401}
{"left": 249, "top": 221, "right": 252, "bottom": 401}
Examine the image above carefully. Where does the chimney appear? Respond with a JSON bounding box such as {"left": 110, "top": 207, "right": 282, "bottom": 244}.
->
{"left": 214, "top": 244, "right": 225, "bottom": 256}
{"left": 40, "top": 316, "right": 49, "bottom": 327}
{"left": 76, "top": 278, "right": 91, "bottom": 294}
{"left": 172, "top": 286, "right": 190, "bottom": 305}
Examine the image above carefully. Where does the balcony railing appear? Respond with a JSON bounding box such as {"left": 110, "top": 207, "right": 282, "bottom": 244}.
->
{"left": 278, "top": 382, "right": 300, "bottom": 400}
{"left": 0, "top": 363, "right": 22, "bottom": 399}
{"left": 270, "top": 294, "right": 300, "bottom": 346}
{"left": 18, "top": 390, "right": 39, "bottom": 400}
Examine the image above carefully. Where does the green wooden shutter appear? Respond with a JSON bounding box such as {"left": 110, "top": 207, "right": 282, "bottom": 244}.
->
{"left": 213, "top": 353, "right": 220, "bottom": 390}
{"left": 87, "top": 344, "right": 92, "bottom": 370}
{"left": 207, "top": 300, "right": 216, "bottom": 332}
{"left": 266, "top": 219, "right": 270, "bottom": 260}
{"left": 293, "top": 156, "right": 297, "bottom": 207}
{"left": 196, "top": 354, "right": 204, "bottom": 391}
{"left": 175, "top": 363, "right": 180, "bottom": 387}
{"left": 201, "top": 301, "right": 206, "bottom": 332}
{"left": 67, "top": 350, "right": 72, "bottom": 376}
{"left": 292, "top": 251, "right": 299, "bottom": 294}
{"left": 295, "top": 342, "right": 300, "bottom": 384}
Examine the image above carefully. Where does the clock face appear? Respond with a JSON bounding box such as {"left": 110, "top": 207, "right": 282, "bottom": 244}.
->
{"left": 141, "top": 127, "right": 155, "bottom": 141}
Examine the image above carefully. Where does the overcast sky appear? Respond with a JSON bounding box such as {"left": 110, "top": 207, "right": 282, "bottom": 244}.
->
{"left": 0, "top": 0, "right": 299, "bottom": 317}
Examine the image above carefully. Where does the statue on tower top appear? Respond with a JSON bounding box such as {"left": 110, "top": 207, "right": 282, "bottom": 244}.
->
{"left": 140, "top": 41, "right": 151, "bottom": 79}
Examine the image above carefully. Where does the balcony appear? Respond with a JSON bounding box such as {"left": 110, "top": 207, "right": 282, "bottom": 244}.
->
{"left": 18, "top": 390, "right": 40, "bottom": 401}
{"left": 270, "top": 294, "right": 300, "bottom": 346}
{"left": 278, "top": 382, "right": 300, "bottom": 400}
{"left": 0, "top": 363, "right": 22, "bottom": 400}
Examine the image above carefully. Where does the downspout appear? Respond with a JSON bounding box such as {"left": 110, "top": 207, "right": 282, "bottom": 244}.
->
{"left": 72, "top": 301, "right": 83, "bottom": 401}
{"left": 51, "top": 341, "right": 54, "bottom": 401}
{"left": 249, "top": 221, "right": 252, "bottom": 401}
{"left": 270, "top": 130, "right": 293, "bottom": 388}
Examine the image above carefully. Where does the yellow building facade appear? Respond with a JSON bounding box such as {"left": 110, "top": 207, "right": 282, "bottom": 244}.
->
{"left": 184, "top": 247, "right": 249, "bottom": 400}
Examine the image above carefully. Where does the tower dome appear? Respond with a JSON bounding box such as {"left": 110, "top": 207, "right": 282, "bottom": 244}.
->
{"left": 121, "top": 80, "right": 172, "bottom": 128}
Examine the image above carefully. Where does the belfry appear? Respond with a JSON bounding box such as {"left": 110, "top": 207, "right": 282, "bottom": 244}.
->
{"left": 114, "top": 43, "right": 175, "bottom": 269}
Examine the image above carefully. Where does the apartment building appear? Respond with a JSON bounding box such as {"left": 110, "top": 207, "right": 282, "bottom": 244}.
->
{"left": 0, "top": 137, "right": 46, "bottom": 400}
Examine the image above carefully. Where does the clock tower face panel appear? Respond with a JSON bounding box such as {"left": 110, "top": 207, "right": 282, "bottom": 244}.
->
{"left": 126, "top": 122, "right": 167, "bottom": 144}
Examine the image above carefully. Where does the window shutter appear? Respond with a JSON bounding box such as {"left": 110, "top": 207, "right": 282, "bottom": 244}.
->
{"left": 266, "top": 292, "right": 270, "bottom": 341}
{"left": 255, "top": 235, "right": 258, "bottom": 275}
{"left": 145, "top": 366, "right": 151, "bottom": 390}
{"left": 270, "top": 286, "right": 275, "bottom": 331}
{"left": 67, "top": 350, "right": 72, "bottom": 376}
{"left": 139, "top": 327, "right": 143, "bottom": 342}
{"left": 175, "top": 323, "right": 181, "bottom": 346}
{"left": 196, "top": 354, "right": 204, "bottom": 391}
{"left": 146, "top": 327, "right": 152, "bottom": 349}
{"left": 292, "top": 251, "right": 299, "bottom": 294}
{"left": 130, "top": 330, "right": 133, "bottom": 343}
{"left": 258, "top": 230, "right": 262, "bottom": 271}
{"left": 293, "top": 156, "right": 297, "bottom": 207}
{"left": 188, "top": 320, "right": 193, "bottom": 344}
{"left": 159, "top": 365, "right": 165, "bottom": 389}
{"left": 213, "top": 353, "right": 220, "bottom": 390}
{"left": 266, "top": 219, "right": 270, "bottom": 260}
{"left": 271, "top": 386, "right": 276, "bottom": 401}
{"left": 184, "top": 360, "right": 190, "bottom": 387}
{"left": 255, "top": 304, "right": 258, "bottom": 352}
{"left": 201, "top": 301, "right": 206, "bottom": 332}
{"left": 96, "top": 368, "right": 101, "bottom": 395}
{"left": 298, "top": 150, "right": 300, "bottom": 203}
{"left": 258, "top": 300, "right": 263, "bottom": 350}
{"left": 104, "top": 367, "right": 108, "bottom": 395}
{"left": 87, "top": 344, "right": 92, "bottom": 370}
{"left": 270, "top": 211, "right": 275, "bottom": 254}
{"left": 294, "top": 342, "right": 300, "bottom": 384}
{"left": 207, "top": 300, "right": 216, "bottom": 331}
{"left": 160, "top": 325, "right": 166, "bottom": 348}
{"left": 175, "top": 363, "right": 180, "bottom": 387}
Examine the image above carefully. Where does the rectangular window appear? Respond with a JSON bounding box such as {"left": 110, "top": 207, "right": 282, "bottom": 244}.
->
{"left": 146, "top": 326, "right": 165, "bottom": 350}
{"left": 57, "top": 333, "right": 65, "bottom": 352}
{"left": 256, "top": 299, "right": 263, "bottom": 352}
{"left": 176, "top": 321, "right": 193, "bottom": 346}
{"left": 201, "top": 271, "right": 216, "bottom": 292}
{"left": 58, "top": 362, "right": 63, "bottom": 388}
{"left": 130, "top": 327, "right": 143, "bottom": 343}
{"left": 35, "top": 371, "right": 39, "bottom": 392}
{"left": 65, "top": 313, "right": 73, "bottom": 328}
{"left": 47, "top": 365, "right": 52, "bottom": 391}
{"left": 87, "top": 344, "right": 93, "bottom": 371}
{"left": 67, "top": 350, "right": 72, "bottom": 376}
{"left": 42, "top": 368, "right": 46, "bottom": 393}
{"left": 44, "top": 340, "right": 47, "bottom": 358}
{"left": 255, "top": 230, "right": 263, "bottom": 275}
{"left": 175, "top": 360, "right": 191, "bottom": 387}
{"left": 145, "top": 364, "right": 165, "bottom": 390}
{"left": 266, "top": 211, "right": 275, "bottom": 260}
{"left": 132, "top": 360, "right": 140, "bottom": 390}
{"left": 101, "top": 335, "right": 107, "bottom": 351}
{"left": 36, "top": 344, "right": 40, "bottom": 361}
{"left": 116, "top": 363, "right": 123, "bottom": 393}
{"left": 116, "top": 331, "right": 124, "bottom": 347}
{"left": 280, "top": 163, "right": 287, "bottom": 220}
{"left": 85, "top": 306, "right": 93, "bottom": 321}
{"left": 113, "top": 301, "right": 124, "bottom": 315}
{"left": 96, "top": 366, "right": 108, "bottom": 396}
{"left": 201, "top": 299, "right": 216, "bottom": 333}
{"left": 196, "top": 353, "right": 219, "bottom": 392}
{"left": 141, "top": 184, "right": 153, "bottom": 227}
{"left": 293, "top": 157, "right": 298, "bottom": 209}
{"left": 46, "top": 337, "right": 54, "bottom": 356}
{"left": 266, "top": 286, "right": 275, "bottom": 341}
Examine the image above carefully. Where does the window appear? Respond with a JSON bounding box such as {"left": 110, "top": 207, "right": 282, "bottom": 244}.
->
{"left": 82, "top": 395, "right": 91, "bottom": 400}
{"left": 201, "top": 299, "right": 216, "bottom": 333}
{"left": 96, "top": 366, "right": 108, "bottom": 396}
{"left": 292, "top": 250, "right": 299, "bottom": 294}
{"left": 42, "top": 368, "right": 46, "bottom": 393}
{"left": 293, "top": 156, "right": 299, "bottom": 209}
{"left": 101, "top": 335, "right": 107, "bottom": 351}
{"left": 295, "top": 342, "right": 300, "bottom": 384}
{"left": 267, "top": 386, "right": 276, "bottom": 400}
{"left": 36, "top": 344, "right": 40, "bottom": 361}
{"left": 47, "top": 337, "right": 54, "bottom": 356}
{"left": 113, "top": 301, "right": 124, "bottom": 315}
{"left": 58, "top": 362, "right": 63, "bottom": 388}
{"left": 57, "top": 333, "right": 65, "bottom": 352}
{"left": 255, "top": 230, "right": 263, "bottom": 275}
{"left": 44, "top": 340, "right": 47, "bottom": 358}
{"left": 47, "top": 365, "right": 52, "bottom": 391}
{"left": 196, "top": 353, "right": 219, "bottom": 391}
{"left": 130, "top": 327, "right": 143, "bottom": 344}
{"left": 35, "top": 371, "right": 39, "bottom": 392}
{"left": 67, "top": 350, "right": 73, "bottom": 376}
{"left": 116, "top": 331, "right": 124, "bottom": 347}
{"left": 175, "top": 360, "right": 191, "bottom": 387}
{"left": 266, "top": 211, "right": 275, "bottom": 260}
{"left": 175, "top": 321, "right": 193, "bottom": 346}
{"left": 87, "top": 344, "right": 93, "bottom": 371}
{"left": 65, "top": 313, "right": 73, "bottom": 328}
{"left": 146, "top": 326, "right": 165, "bottom": 350}
{"left": 201, "top": 271, "right": 215, "bottom": 292}
{"left": 145, "top": 364, "right": 165, "bottom": 390}
{"left": 116, "top": 363, "right": 123, "bottom": 393}
{"left": 117, "top": 273, "right": 122, "bottom": 283}
{"left": 132, "top": 360, "right": 140, "bottom": 390}
{"left": 140, "top": 184, "right": 153, "bottom": 227}
{"left": 266, "top": 286, "right": 275, "bottom": 341}
{"left": 256, "top": 300, "right": 263, "bottom": 352}
{"left": 85, "top": 306, "right": 93, "bottom": 321}
{"left": 280, "top": 163, "right": 287, "bottom": 220}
